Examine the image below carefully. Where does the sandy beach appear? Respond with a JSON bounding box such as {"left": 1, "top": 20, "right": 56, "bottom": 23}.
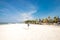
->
{"left": 0, "top": 23, "right": 60, "bottom": 40}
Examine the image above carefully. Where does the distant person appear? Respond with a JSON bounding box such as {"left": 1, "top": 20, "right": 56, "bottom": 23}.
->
{"left": 27, "top": 23, "right": 29, "bottom": 28}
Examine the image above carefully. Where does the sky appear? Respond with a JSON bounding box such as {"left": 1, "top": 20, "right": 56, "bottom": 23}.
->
{"left": 0, "top": 0, "right": 60, "bottom": 22}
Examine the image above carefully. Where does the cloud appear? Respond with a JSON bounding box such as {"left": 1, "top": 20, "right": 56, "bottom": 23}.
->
{"left": 0, "top": 1, "right": 37, "bottom": 22}
{"left": 10, "top": 10, "right": 37, "bottom": 22}
{"left": 17, "top": 10, "right": 37, "bottom": 22}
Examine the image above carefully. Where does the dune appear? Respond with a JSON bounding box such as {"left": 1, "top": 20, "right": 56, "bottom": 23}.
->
{"left": 0, "top": 23, "right": 60, "bottom": 40}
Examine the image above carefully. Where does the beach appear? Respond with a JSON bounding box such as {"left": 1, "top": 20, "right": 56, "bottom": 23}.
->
{"left": 0, "top": 23, "right": 60, "bottom": 40}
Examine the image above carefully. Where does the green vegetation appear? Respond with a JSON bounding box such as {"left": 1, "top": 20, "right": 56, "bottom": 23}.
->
{"left": 25, "top": 16, "right": 60, "bottom": 25}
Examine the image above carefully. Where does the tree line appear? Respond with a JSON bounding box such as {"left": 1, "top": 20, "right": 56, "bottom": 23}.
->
{"left": 25, "top": 16, "right": 60, "bottom": 25}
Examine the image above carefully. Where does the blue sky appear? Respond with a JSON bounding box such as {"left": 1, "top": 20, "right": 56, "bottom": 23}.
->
{"left": 0, "top": 0, "right": 60, "bottom": 22}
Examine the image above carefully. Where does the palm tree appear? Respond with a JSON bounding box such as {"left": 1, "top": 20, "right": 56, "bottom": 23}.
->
{"left": 48, "top": 16, "right": 50, "bottom": 19}
{"left": 48, "top": 16, "right": 51, "bottom": 23}
{"left": 42, "top": 18, "right": 45, "bottom": 23}
{"left": 53, "top": 16, "right": 59, "bottom": 23}
{"left": 42, "top": 18, "right": 48, "bottom": 23}
{"left": 47, "top": 16, "right": 53, "bottom": 24}
{"left": 39, "top": 19, "right": 42, "bottom": 24}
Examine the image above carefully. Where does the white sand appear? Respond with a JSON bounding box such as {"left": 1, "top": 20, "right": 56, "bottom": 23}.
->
{"left": 0, "top": 23, "right": 60, "bottom": 40}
